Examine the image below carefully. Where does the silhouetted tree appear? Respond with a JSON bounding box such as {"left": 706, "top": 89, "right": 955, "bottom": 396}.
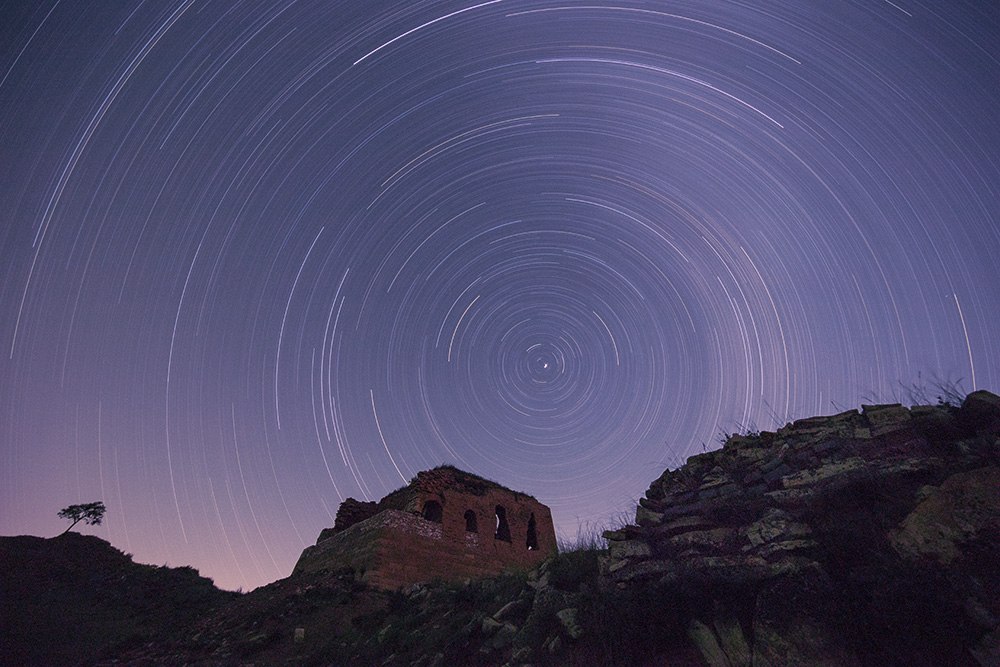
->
{"left": 58, "top": 501, "right": 106, "bottom": 535}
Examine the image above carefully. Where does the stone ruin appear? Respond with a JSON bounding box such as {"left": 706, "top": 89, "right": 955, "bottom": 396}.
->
{"left": 294, "top": 466, "right": 557, "bottom": 590}
{"left": 603, "top": 389, "right": 1000, "bottom": 666}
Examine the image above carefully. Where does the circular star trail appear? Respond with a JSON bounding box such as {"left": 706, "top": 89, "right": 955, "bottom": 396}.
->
{"left": 2, "top": 0, "right": 998, "bottom": 591}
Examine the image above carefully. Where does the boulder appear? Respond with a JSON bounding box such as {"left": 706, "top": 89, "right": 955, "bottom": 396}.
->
{"left": 608, "top": 538, "right": 652, "bottom": 560}
{"left": 688, "top": 618, "right": 736, "bottom": 667}
{"left": 891, "top": 466, "right": 1000, "bottom": 564}
{"left": 555, "top": 607, "right": 583, "bottom": 639}
{"left": 961, "top": 390, "right": 1000, "bottom": 435}
{"left": 862, "top": 403, "right": 912, "bottom": 437}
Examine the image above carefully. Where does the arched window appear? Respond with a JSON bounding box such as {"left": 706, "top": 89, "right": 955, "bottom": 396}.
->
{"left": 494, "top": 505, "right": 511, "bottom": 542}
{"left": 464, "top": 509, "right": 478, "bottom": 533}
{"left": 422, "top": 500, "right": 443, "bottom": 523}
{"left": 526, "top": 512, "right": 538, "bottom": 550}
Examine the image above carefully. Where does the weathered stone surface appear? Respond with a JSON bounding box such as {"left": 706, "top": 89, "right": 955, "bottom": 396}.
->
{"left": 555, "top": 607, "right": 583, "bottom": 639}
{"left": 688, "top": 618, "right": 734, "bottom": 667}
{"left": 701, "top": 466, "right": 735, "bottom": 489}
{"left": 863, "top": 403, "right": 912, "bottom": 437}
{"left": 712, "top": 612, "right": 752, "bottom": 667}
{"left": 604, "top": 390, "right": 1000, "bottom": 667}
{"left": 601, "top": 556, "right": 628, "bottom": 574}
{"left": 891, "top": 466, "right": 1000, "bottom": 564}
{"left": 727, "top": 445, "right": 770, "bottom": 464}
{"left": 608, "top": 538, "right": 652, "bottom": 560}
{"left": 662, "top": 527, "right": 736, "bottom": 553}
{"left": 481, "top": 616, "right": 504, "bottom": 635}
{"left": 635, "top": 504, "right": 663, "bottom": 526}
{"left": 962, "top": 390, "right": 1000, "bottom": 435}
{"left": 780, "top": 457, "right": 867, "bottom": 488}
{"left": 909, "top": 404, "right": 962, "bottom": 442}
{"left": 652, "top": 513, "right": 711, "bottom": 537}
{"left": 688, "top": 604, "right": 753, "bottom": 667}
{"left": 745, "top": 509, "right": 810, "bottom": 547}
{"left": 609, "top": 558, "right": 677, "bottom": 583}
{"left": 332, "top": 497, "right": 378, "bottom": 534}
{"left": 511, "top": 586, "right": 568, "bottom": 653}
{"left": 764, "top": 487, "right": 814, "bottom": 508}
{"left": 722, "top": 433, "right": 762, "bottom": 451}
{"left": 493, "top": 598, "right": 529, "bottom": 622}
{"left": 751, "top": 572, "right": 861, "bottom": 667}
{"left": 602, "top": 525, "right": 643, "bottom": 541}
{"left": 481, "top": 621, "right": 517, "bottom": 650}
{"left": 755, "top": 538, "right": 817, "bottom": 559}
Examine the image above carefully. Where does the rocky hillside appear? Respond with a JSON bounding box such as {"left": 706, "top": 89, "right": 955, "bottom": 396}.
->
{"left": 88, "top": 548, "right": 700, "bottom": 667}
{"left": 3, "top": 390, "right": 999, "bottom": 666}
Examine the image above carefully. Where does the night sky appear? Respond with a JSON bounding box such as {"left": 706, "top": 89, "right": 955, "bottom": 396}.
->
{"left": 2, "top": 0, "right": 998, "bottom": 592}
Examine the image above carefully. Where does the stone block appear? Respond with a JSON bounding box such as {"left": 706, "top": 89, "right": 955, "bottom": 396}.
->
{"left": 635, "top": 504, "right": 664, "bottom": 526}
{"left": 792, "top": 415, "right": 836, "bottom": 431}
{"left": 688, "top": 618, "right": 733, "bottom": 667}
{"left": 863, "top": 403, "right": 912, "bottom": 437}
{"left": 714, "top": 482, "right": 742, "bottom": 497}
{"left": 760, "top": 451, "right": 788, "bottom": 474}
{"left": 608, "top": 539, "right": 652, "bottom": 560}
{"left": 760, "top": 463, "right": 792, "bottom": 485}
{"left": 731, "top": 446, "right": 770, "bottom": 464}
{"left": 555, "top": 607, "right": 583, "bottom": 639}
{"left": 602, "top": 524, "right": 642, "bottom": 541}
{"left": 494, "top": 599, "right": 529, "bottom": 622}
{"left": 702, "top": 469, "right": 735, "bottom": 490}
{"left": 482, "top": 622, "right": 517, "bottom": 650}
{"left": 663, "top": 527, "right": 736, "bottom": 553}
{"left": 653, "top": 514, "right": 711, "bottom": 537}
{"left": 961, "top": 390, "right": 1000, "bottom": 435}
{"left": 601, "top": 557, "right": 628, "bottom": 574}
{"left": 765, "top": 487, "right": 814, "bottom": 508}
{"left": 482, "top": 616, "right": 504, "bottom": 635}
{"left": 745, "top": 509, "right": 792, "bottom": 547}
{"left": 809, "top": 439, "right": 841, "bottom": 455}
{"left": 756, "top": 538, "right": 818, "bottom": 560}
{"left": 610, "top": 558, "right": 677, "bottom": 583}
{"left": 780, "top": 458, "right": 867, "bottom": 489}
{"left": 723, "top": 433, "right": 761, "bottom": 450}
{"left": 891, "top": 466, "right": 1000, "bottom": 564}
{"left": 638, "top": 496, "right": 667, "bottom": 511}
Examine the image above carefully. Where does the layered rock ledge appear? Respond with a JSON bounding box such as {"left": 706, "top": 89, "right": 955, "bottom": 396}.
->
{"left": 603, "top": 390, "right": 1000, "bottom": 666}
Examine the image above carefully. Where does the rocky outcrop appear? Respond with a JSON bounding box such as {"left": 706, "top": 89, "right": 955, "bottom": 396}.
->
{"left": 603, "top": 390, "right": 1000, "bottom": 666}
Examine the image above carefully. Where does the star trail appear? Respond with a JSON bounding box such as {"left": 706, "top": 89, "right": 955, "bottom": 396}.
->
{"left": 2, "top": 0, "right": 998, "bottom": 591}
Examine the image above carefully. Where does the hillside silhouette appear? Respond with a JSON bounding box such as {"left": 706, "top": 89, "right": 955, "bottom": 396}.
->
{"left": 2, "top": 390, "right": 999, "bottom": 666}
{"left": 0, "top": 532, "right": 237, "bottom": 666}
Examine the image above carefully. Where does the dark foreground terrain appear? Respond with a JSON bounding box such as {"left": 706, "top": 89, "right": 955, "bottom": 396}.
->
{"left": 3, "top": 390, "right": 1000, "bottom": 667}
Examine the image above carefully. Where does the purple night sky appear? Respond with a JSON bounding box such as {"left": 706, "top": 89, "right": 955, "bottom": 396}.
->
{"left": 2, "top": 0, "right": 998, "bottom": 591}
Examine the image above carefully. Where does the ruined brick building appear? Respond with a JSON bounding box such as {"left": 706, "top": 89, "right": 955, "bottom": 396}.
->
{"left": 293, "top": 466, "right": 557, "bottom": 590}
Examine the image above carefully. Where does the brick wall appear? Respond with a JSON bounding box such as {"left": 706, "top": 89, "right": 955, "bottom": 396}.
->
{"left": 293, "top": 470, "right": 558, "bottom": 589}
